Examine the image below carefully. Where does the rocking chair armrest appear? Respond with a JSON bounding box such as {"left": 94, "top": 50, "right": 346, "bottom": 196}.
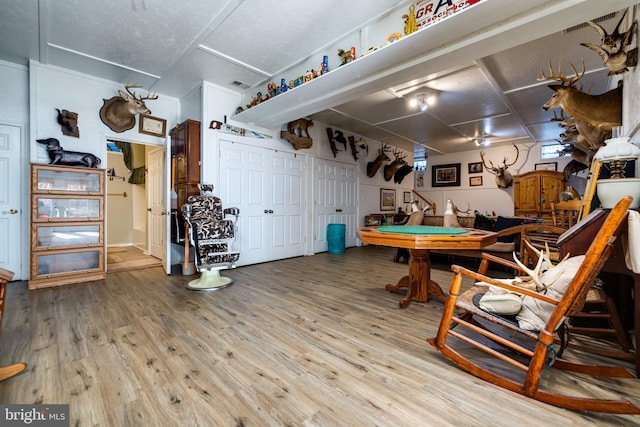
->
{"left": 450, "top": 264, "right": 560, "bottom": 305}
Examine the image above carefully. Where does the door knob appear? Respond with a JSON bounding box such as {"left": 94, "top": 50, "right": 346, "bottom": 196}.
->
{"left": 2, "top": 209, "right": 17, "bottom": 214}
{"left": 268, "top": 209, "right": 274, "bottom": 214}
{"left": 161, "top": 210, "right": 167, "bottom": 215}
{"left": 336, "top": 209, "right": 343, "bottom": 212}
{"left": 264, "top": 209, "right": 269, "bottom": 214}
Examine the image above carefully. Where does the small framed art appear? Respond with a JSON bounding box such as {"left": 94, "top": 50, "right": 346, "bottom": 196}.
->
{"left": 380, "top": 188, "right": 396, "bottom": 211}
{"left": 469, "top": 176, "right": 483, "bottom": 187}
{"left": 534, "top": 162, "right": 557, "bottom": 171}
{"left": 139, "top": 114, "right": 167, "bottom": 137}
{"left": 468, "top": 162, "right": 483, "bottom": 174}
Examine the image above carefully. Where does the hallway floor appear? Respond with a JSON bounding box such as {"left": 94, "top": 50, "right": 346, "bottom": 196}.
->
{"left": 107, "top": 246, "right": 162, "bottom": 273}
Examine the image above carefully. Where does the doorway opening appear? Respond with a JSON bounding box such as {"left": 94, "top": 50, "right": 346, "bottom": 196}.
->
{"left": 105, "top": 139, "right": 163, "bottom": 273}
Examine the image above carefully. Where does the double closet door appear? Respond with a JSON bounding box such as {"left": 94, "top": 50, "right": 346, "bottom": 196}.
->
{"left": 218, "top": 140, "right": 306, "bottom": 266}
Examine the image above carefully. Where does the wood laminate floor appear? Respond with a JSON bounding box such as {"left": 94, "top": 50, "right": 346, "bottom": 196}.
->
{"left": 1, "top": 246, "right": 639, "bottom": 426}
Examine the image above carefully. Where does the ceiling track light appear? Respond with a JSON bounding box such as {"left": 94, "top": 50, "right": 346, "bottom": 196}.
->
{"left": 409, "top": 92, "right": 436, "bottom": 112}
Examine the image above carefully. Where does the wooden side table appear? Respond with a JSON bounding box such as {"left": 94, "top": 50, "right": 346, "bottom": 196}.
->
{"left": 0, "top": 267, "right": 27, "bottom": 382}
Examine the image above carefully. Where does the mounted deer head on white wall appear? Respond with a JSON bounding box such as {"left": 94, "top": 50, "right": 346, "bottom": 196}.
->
{"left": 99, "top": 84, "right": 158, "bottom": 133}
{"left": 480, "top": 142, "right": 519, "bottom": 188}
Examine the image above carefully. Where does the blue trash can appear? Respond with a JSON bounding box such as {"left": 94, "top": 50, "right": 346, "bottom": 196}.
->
{"left": 327, "top": 223, "right": 346, "bottom": 254}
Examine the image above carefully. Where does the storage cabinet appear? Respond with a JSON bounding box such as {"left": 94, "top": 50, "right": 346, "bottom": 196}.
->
{"left": 29, "top": 164, "right": 106, "bottom": 290}
{"left": 513, "top": 170, "right": 565, "bottom": 219}
{"left": 171, "top": 119, "right": 201, "bottom": 211}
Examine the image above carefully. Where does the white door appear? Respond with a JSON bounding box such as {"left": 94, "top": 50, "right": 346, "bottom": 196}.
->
{"left": 219, "top": 140, "right": 306, "bottom": 266}
{"left": 0, "top": 124, "right": 22, "bottom": 277}
{"left": 147, "top": 147, "right": 167, "bottom": 269}
{"left": 314, "top": 159, "right": 358, "bottom": 253}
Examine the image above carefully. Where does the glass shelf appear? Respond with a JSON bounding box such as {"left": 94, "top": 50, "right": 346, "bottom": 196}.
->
{"left": 33, "top": 196, "right": 103, "bottom": 221}
{"left": 34, "top": 224, "right": 102, "bottom": 250}
{"left": 33, "top": 165, "right": 103, "bottom": 194}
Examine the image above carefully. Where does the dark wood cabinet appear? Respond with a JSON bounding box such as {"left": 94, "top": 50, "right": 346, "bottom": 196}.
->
{"left": 171, "top": 119, "right": 201, "bottom": 210}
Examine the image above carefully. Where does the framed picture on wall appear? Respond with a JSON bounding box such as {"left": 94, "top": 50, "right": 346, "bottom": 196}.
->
{"left": 403, "top": 191, "right": 412, "bottom": 203}
{"left": 468, "top": 162, "right": 483, "bottom": 174}
{"left": 380, "top": 188, "right": 396, "bottom": 211}
{"left": 535, "top": 162, "right": 558, "bottom": 171}
{"left": 432, "top": 163, "right": 461, "bottom": 187}
{"left": 469, "top": 176, "right": 483, "bottom": 187}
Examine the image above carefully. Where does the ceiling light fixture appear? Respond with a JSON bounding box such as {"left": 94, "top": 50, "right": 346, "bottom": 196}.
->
{"left": 474, "top": 136, "right": 490, "bottom": 147}
{"left": 409, "top": 92, "right": 436, "bottom": 112}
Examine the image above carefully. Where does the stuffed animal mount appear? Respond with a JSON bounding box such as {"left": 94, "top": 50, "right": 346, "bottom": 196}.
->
{"left": 281, "top": 119, "right": 313, "bottom": 150}
{"left": 99, "top": 84, "right": 157, "bottom": 133}
{"left": 37, "top": 138, "right": 101, "bottom": 168}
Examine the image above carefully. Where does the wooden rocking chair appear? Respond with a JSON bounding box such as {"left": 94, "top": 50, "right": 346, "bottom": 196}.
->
{"left": 428, "top": 196, "right": 640, "bottom": 414}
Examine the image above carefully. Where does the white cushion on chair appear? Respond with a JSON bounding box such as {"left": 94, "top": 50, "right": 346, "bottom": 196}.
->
{"left": 516, "top": 255, "right": 585, "bottom": 331}
{"left": 478, "top": 283, "right": 523, "bottom": 315}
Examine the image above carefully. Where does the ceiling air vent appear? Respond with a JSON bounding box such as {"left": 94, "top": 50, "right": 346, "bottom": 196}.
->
{"left": 231, "top": 80, "right": 250, "bottom": 89}
{"left": 564, "top": 12, "right": 617, "bottom": 33}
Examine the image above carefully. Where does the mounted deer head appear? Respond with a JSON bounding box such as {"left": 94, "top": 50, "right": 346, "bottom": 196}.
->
{"left": 99, "top": 84, "right": 158, "bottom": 133}
{"left": 366, "top": 143, "right": 392, "bottom": 178}
{"left": 480, "top": 142, "right": 519, "bottom": 188}
{"left": 383, "top": 149, "right": 407, "bottom": 181}
{"left": 538, "top": 59, "right": 622, "bottom": 132}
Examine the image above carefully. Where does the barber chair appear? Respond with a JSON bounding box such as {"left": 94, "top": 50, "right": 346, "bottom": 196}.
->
{"left": 182, "top": 191, "right": 240, "bottom": 291}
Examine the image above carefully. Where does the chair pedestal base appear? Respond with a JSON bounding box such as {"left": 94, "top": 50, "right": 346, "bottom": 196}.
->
{"left": 186, "top": 268, "right": 233, "bottom": 291}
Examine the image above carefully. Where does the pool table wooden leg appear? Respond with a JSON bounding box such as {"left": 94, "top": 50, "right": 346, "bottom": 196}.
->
{"left": 386, "top": 249, "right": 446, "bottom": 308}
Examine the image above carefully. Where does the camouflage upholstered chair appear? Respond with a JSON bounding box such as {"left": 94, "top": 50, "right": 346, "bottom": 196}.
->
{"left": 182, "top": 193, "right": 239, "bottom": 291}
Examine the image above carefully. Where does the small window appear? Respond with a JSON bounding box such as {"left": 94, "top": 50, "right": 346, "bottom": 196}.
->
{"left": 414, "top": 158, "right": 427, "bottom": 171}
{"left": 540, "top": 142, "right": 564, "bottom": 159}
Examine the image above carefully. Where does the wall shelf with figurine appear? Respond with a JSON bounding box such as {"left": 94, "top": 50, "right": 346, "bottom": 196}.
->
{"left": 231, "top": 0, "right": 617, "bottom": 129}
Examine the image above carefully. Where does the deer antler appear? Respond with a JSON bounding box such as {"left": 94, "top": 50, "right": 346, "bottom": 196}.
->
{"left": 503, "top": 142, "right": 519, "bottom": 167}
{"left": 125, "top": 84, "right": 158, "bottom": 101}
{"left": 538, "top": 58, "right": 585, "bottom": 87}
{"left": 479, "top": 150, "right": 497, "bottom": 175}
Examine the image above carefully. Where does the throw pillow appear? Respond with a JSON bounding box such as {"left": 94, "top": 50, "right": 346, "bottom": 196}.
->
{"left": 516, "top": 255, "right": 586, "bottom": 331}
{"left": 474, "top": 213, "right": 496, "bottom": 231}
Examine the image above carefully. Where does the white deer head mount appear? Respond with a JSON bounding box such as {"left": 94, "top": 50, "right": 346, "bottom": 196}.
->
{"left": 99, "top": 84, "right": 158, "bottom": 133}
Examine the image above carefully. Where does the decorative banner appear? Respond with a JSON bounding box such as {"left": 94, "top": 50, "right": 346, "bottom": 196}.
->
{"left": 413, "top": 0, "right": 484, "bottom": 29}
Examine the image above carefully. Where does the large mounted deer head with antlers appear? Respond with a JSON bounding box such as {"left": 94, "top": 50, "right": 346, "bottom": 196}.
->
{"left": 99, "top": 84, "right": 158, "bottom": 133}
{"left": 539, "top": 59, "right": 622, "bottom": 132}
{"left": 366, "top": 143, "right": 392, "bottom": 178}
{"left": 480, "top": 142, "right": 519, "bottom": 188}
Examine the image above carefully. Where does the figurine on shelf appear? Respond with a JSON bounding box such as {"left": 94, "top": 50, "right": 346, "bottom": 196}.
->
{"left": 338, "top": 48, "right": 352, "bottom": 65}
{"left": 321, "top": 55, "right": 329, "bottom": 75}
{"left": 304, "top": 70, "right": 313, "bottom": 82}
{"left": 267, "top": 82, "right": 277, "bottom": 97}
{"left": 280, "top": 78, "right": 288, "bottom": 93}
{"left": 387, "top": 32, "right": 402, "bottom": 43}
{"left": 403, "top": 4, "right": 418, "bottom": 35}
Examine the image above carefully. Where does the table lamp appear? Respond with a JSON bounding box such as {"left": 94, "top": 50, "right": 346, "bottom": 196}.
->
{"left": 594, "top": 126, "right": 640, "bottom": 208}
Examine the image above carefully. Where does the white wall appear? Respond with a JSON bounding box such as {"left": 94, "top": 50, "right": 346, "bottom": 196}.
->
{"left": 0, "top": 60, "right": 29, "bottom": 124}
